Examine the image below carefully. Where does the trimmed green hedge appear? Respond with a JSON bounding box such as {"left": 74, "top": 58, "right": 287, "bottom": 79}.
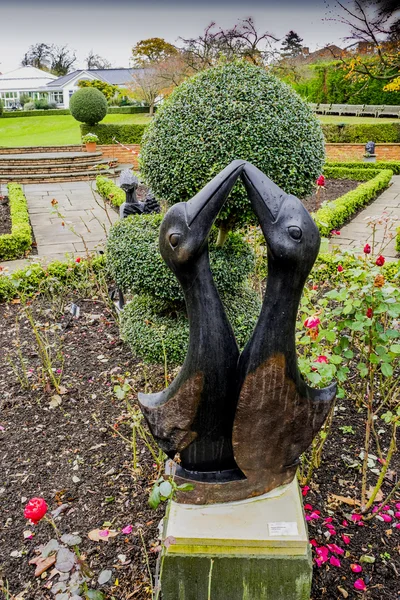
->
{"left": 396, "top": 228, "right": 400, "bottom": 254}
{"left": 96, "top": 175, "right": 125, "bottom": 206}
{"left": 81, "top": 123, "right": 147, "bottom": 145}
{"left": 0, "top": 255, "right": 106, "bottom": 302}
{"left": 322, "top": 123, "right": 400, "bottom": 143}
{"left": 0, "top": 184, "right": 32, "bottom": 260}
{"left": 108, "top": 107, "right": 150, "bottom": 114}
{"left": 1, "top": 109, "right": 70, "bottom": 118}
{"left": 323, "top": 166, "right": 383, "bottom": 181}
{"left": 313, "top": 169, "right": 393, "bottom": 236}
{"left": 326, "top": 161, "right": 400, "bottom": 175}
{"left": 120, "top": 286, "right": 261, "bottom": 365}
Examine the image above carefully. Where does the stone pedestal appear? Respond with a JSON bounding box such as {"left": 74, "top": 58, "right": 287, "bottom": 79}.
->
{"left": 161, "top": 478, "right": 312, "bottom": 600}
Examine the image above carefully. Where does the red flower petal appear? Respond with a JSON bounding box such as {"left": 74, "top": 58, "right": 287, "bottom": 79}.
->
{"left": 354, "top": 579, "right": 367, "bottom": 591}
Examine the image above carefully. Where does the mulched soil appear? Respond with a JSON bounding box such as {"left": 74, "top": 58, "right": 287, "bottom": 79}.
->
{"left": 1, "top": 286, "right": 399, "bottom": 600}
{"left": 303, "top": 179, "right": 360, "bottom": 213}
{"left": 0, "top": 195, "right": 11, "bottom": 236}
{"left": 0, "top": 295, "right": 165, "bottom": 600}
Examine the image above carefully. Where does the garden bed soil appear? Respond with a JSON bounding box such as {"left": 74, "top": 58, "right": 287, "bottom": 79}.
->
{"left": 302, "top": 179, "right": 360, "bottom": 213}
{"left": 0, "top": 195, "right": 11, "bottom": 235}
{"left": 0, "top": 289, "right": 399, "bottom": 599}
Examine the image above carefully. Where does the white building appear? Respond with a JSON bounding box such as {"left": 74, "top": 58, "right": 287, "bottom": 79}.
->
{"left": 0, "top": 66, "right": 138, "bottom": 109}
{"left": 0, "top": 66, "right": 58, "bottom": 108}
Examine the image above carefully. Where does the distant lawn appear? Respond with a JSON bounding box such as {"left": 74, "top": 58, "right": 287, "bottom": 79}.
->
{"left": 0, "top": 113, "right": 151, "bottom": 147}
{"left": 0, "top": 111, "right": 398, "bottom": 147}
{"left": 318, "top": 115, "right": 399, "bottom": 124}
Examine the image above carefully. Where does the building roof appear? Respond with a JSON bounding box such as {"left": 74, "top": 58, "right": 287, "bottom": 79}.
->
{"left": 0, "top": 65, "right": 57, "bottom": 91}
{"left": 47, "top": 68, "right": 139, "bottom": 88}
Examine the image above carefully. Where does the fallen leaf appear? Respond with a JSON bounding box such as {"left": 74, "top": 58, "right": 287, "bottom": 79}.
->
{"left": 88, "top": 529, "right": 118, "bottom": 542}
{"left": 55, "top": 547, "right": 76, "bottom": 572}
{"left": 29, "top": 555, "right": 56, "bottom": 576}
{"left": 49, "top": 395, "right": 62, "bottom": 409}
{"left": 366, "top": 487, "right": 383, "bottom": 502}
{"left": 337, "top": 586, "right": 349, "bottom": 598}
{"left": 58, "top": 386, "right": 68, "bottom": 395}
{"left": 329, "top": 494, "right": 361, "bottom": 507}
{"left": 98, "top": 569, "right": 112, "bottom": 585}
{"left": 60, "top": 533, "right": 82, "bottom": 546}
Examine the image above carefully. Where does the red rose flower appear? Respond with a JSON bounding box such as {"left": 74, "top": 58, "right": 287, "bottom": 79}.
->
{"left": 304, "top": 316, "right": 321, "bottom": 329}
{"left": 366, "top": 308, "right": 373, "bottom": 318}
{"left": 24, "top": 497, "right": 48, "bottom": 525}
{"left": 363, "top": 244, "right": 371, "bottom": 254}
{"left": 337, "top": 264, "right": 344, "bottom": 272}
{"left": 375, "top": 255, "right": 385, "bottom": 267}
{"left": 315, "top": 355, "right": 328, "bottom": 364}
{"left": 316, "top": 175, "right": 325, "bottom": 187}
{"left": 75, "top": 257, "right": 81, "bottom": 263}
{"left": 330, "top": 230, "right": 340, "bottom": 236}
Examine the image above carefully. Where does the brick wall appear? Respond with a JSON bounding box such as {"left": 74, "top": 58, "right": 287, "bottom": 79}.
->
{"left": 326, "top": 143, "right": 400, "bottom": 161}
{"left": 99, "top": 145, "right": 140, "bottom": 170}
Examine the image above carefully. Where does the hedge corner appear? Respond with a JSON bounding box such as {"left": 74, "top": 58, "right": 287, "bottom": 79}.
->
{"left": 0, "top": 184, "right": 32, "bottom": 261}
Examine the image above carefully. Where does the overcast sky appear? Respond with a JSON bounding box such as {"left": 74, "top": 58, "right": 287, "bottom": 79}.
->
{"left": 0, "top": 0, "right": 355, "bottom": 74}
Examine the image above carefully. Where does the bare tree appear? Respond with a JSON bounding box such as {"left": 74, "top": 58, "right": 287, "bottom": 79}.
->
{"left": 128, "top": 69, "right": 166, "bottom": 116}
{"left": 328, "top": 1, "right": 400, "bottom": 82}
{"left": 86, "top": 51, "right": 112, "bottom": 70}
{"left": 50, "top": 45, "right": 76, "bottom": 76}
{"left": 21, "top": 43, "right": 52, "bottom": 71}
{"left": 180, "top": 18, "right": 278, "bottom": 71}
{"left": 22, "top": 43, "right": 76, "bottom": 75}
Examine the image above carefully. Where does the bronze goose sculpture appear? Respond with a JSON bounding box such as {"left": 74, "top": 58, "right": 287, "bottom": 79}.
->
{"left": 138, "top": 161, "right": 336, "bottom": 504}
{"left": 138, "top": 161, "right": 246, "bottom": 479}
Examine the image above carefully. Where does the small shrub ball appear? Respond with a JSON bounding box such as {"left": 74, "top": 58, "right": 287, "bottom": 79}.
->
{"left": 70, "top": 87, "right": 108, "bottom": 126}
{"left": 140, "top": 61, "right": 325, "bottom": 229}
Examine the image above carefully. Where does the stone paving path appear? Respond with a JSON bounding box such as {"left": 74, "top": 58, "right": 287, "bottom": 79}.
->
{"left": 329, "top": 175, "right": 400, "bottom": 260}
{"left": 1, "top": 177, "right": 399, "bottom": 273}
{"left": 1, "top": 181, "right": 118, "bottom": 272}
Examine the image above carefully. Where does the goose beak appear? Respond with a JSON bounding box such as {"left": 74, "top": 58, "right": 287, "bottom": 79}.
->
{"left": 185, "top": 160, "right": 245, "bottom": 236}
{"left": 240, "top": 162, "right": 287, "bottom": 224}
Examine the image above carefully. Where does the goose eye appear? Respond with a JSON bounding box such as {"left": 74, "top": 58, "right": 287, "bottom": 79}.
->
{"left": 169, "top": 233, "right": 181, "bottom": 248}
{"left": 288, "top": 226, "right": 302, "bottom": 241}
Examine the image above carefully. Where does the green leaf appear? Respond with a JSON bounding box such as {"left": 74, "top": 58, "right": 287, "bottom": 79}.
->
{"left": 381, "top": 363, "right": 393, "bottom": 377}
{"left": 325, "top": 330, "right": 336, "bottom": 342}
{"left": 148, "top": 484, "right": 161, "bottom": 510}
{"left": 86, "top": 591, "right": 105, "bottom": 600}
{"left": 390, "top": 344, "right": 400, "bottom": 354}
{"left": 159, "top": 481, "right": 173, "bottom": 499}
{"left": 177, "top": 483, "right": 195, "bottom": 492}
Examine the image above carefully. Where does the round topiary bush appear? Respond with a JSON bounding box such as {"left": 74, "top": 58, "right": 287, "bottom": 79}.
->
{"left": 140, "top": 61, "right": 325, "bottom": 235}
{"left": 70, "top": 87, "right": 108, "bottom": 126}
{"left": 120, "top": 286, "right": 261, "bottom": 365}
{"left": 105, "top": 213, "right": 255, "bottom": 302}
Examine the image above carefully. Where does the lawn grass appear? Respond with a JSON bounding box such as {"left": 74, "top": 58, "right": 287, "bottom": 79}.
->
{"left": 0, "top": 112, "right": 398, "bottom": 147}
{"left": 318, "top": 115, "right": 399, "bottom": 124}
{"left": 0, "top": 113, "right": 151, "bottom": 147}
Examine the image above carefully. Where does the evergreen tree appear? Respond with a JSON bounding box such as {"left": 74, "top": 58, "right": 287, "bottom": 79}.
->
{"left": 281, "top": 31, "right": 304, "bottom": 57}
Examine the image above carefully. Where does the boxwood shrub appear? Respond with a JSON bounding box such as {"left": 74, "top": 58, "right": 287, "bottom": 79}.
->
{"left": 96, "top": 175, "right": 125, "bottom": 207}
{"left": 1, "top": 109, "right": 71, "bottom": 118}
{"left": 107, "top": 107, "right": 150, "bottom": 114}
{"left": 120, "top": 286, "right": 261, "bottom": 365}
{"left": 106, "top": 213, "right": 255, "bottom": 302}
{"left": 140, "top": 61, "right": 325, "bottom": 231}
{"left": 82, "top": 123, "right": 148, "bottom": 145}
{"left": 323, "top": 166, "right": 383, "bottom": 181}
{"left": 326, "top": 161, "right": 400, "bottom": 175}
{"left": 322, "top": 123, "right": 400, "bottom": 143}
{"left": 313, "top": 169, "right": 393, "bottom": 236}
{"left": 70, "top": 87, "right": 108, "bottom": 126}
{"left": 0, "top": 255, "right": 106, "bottom": 302}
{"left": 0, "top": 184, "right": 32, "bottom": 260}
